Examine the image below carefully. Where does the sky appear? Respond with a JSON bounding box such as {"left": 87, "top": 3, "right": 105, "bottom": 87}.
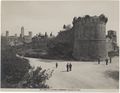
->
{"left": 1, "top": 1, "right": 119, "bottom": 39}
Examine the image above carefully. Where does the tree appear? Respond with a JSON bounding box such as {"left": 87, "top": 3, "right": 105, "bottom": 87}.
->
{"left": 18, "top": 67, "right": 54, "bottom": 88}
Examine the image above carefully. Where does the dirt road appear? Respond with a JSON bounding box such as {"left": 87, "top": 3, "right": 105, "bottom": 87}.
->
{"left": 25, "top": 56, "right": 119, "bottom": 89}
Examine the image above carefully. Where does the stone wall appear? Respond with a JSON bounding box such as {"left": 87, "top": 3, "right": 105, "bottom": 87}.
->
{"left": 56, "top": 29, "right": 74, "bottom": 45}
{"left": 72, "top": 14, "right": 108, "bottom": 60}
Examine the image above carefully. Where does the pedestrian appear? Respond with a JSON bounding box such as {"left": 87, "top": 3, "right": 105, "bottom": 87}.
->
{"left": 105, "top": 58, "right": 108, "bottom": 65}
{"left": 69, "top": 63, "right": 72, "bottom": 71}
{"left": 66, "top": 63, "right": 69, "bottom": 72}
{"left": 98, "top": 58, "right": 100, "bottom": 64}
{"left": 110, "top": 57, "right": 112, "bottom": 63}
{"left": 56, "top": 62, "right": 58, "bottom": 68}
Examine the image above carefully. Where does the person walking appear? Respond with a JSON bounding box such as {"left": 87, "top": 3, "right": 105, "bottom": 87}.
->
{"left": 98, "top": 58, "right": 100, "bottom": 64}
{"left": 105, "top": 58, "right": 108, "bottom": 65}
{"left": 66, "top": 63, "right": 69, "bottom": 72}
{"left": 69, "top": 63, "right": 72, "bottom": 71}
{"left": 56, "top": 62, "right": 58, "bottom": 68}
{"left": 110, "top": 57, "right": 112, "bottom": 63}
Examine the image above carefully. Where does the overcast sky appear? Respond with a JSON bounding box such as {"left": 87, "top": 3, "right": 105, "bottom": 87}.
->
{"left": 1, "top": 1, "right": 119, "bottom": 38}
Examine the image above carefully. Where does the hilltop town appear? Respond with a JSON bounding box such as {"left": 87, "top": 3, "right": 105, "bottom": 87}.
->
{"left": 2, "top": 14, "right": 119, "bottom": 61}
{"left": 1, "top": 0, "right": 119, "bottom": 90}
{"left": 1, "top": 14, "right": 119, "bottom": 90}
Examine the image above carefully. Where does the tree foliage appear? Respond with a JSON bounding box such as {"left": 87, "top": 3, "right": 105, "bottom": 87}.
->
{"left": 18, "top": 67, "right": 54, "bottom": 88}
{"left": 1, "top": 45, "right": 31, "bottom": 87}
{"left": 1, "top": 37, "right": 53, "bottom": 88}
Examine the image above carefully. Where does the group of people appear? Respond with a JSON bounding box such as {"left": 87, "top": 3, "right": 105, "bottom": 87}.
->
{"left": 98, "top": 57, "right": 112, "bottom": 65}
{"left": 55, "top": 62, "right": 72, "bottom": 72}
{"left": 66, "top": 63, "right": 72, "bottom": 72}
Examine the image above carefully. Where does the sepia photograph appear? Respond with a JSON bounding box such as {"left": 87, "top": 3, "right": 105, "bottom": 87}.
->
{"left": 1, "top": 0, "right": 119, "bottom": 92}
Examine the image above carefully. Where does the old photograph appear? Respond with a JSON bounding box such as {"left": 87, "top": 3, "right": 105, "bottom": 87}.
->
{"left": 1, "top": 0, "right": 119, "bottom": 92}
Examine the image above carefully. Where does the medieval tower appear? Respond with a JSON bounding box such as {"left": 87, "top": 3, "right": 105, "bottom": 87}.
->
{"left": 6, "top": 30, "right": 9, "bottom": 37}
{"left": 29, "top": 31, "right": 32, "bottom": 38}
{"left": 21, "top": 26, "right": 24, "bottom": 38}
{"left": 72, "top": 14, "right": 108, "bottom": 60}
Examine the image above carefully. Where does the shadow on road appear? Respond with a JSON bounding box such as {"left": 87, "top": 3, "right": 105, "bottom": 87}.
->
{"left": 61, "top": 70, "right": 68, "bottom": 72}
{"left": 104, "top": 70, "right": 119, "bottom": 81}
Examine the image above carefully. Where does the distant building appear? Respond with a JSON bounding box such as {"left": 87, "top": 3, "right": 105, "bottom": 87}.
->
{"left": 23, "top": 36, "right": 32, "bottom": 43}
{"left": 5, "top": 33, "right": 21, "bottom": 46}
{"left": 107, "top": 30, "right": 117, "bottom": 42}
{"left": 29, "top": 31, "right": 32, "bottom": 37}
{"left": 32, "top": 32, "right": 50, "bottom": 49}
{"left": 48, "top": 14, "right": 117, "bottom": 61}
{"left": 5, "top": 26, "right": 32, "bottom": 46}
{"left": 15, "top": 34, "right": 17, "bottom": 37}
{"left": 21, "top": 26, "right": 24, "bottom": 38}
{"left": 106, "top": 30, "right": 117, "bottom": 52}
{"left": 6, "top": 30, "right": 9, "bottom": 37}
{"left": 3, "top": 15, "right": 118, "bottom": 60}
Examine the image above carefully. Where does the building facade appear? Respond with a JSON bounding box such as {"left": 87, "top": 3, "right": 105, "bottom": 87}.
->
{"left": 72, "top": 14, "right": 108, "bottom": 60}
{"left": 50, "top": 14, "right": 111, "bottom": 60}
{"left": 106, "top": 30, "right": 117, "bottom": 52}
{"left": 5, "top": 26, "right": 32, "bottom": 46}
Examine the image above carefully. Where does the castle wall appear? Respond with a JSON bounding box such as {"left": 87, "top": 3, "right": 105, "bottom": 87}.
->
{"left": 72, "top": 15, "right": 107, "bottom": 60}
{"left": 56, "top": 29, "right": 74, "bottom": 45}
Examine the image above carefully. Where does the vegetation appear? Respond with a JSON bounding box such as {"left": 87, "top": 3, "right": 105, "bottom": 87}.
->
{"left": 1, "top": 37, "right": 52, "bottom": 88}
{"left": 108, "top": 50, "right": 119, "bottom": 58}
{"left": 105, "top": 71, "right": 119, "bottom": 81}
{"left": 1, "top": 37, "right": 31, "bottom": 87}
{"left": 18, "top": 67, "right": 54, "bottom": 88}
{"left": 47, "top": 40, "right": 74, "bottom": 60}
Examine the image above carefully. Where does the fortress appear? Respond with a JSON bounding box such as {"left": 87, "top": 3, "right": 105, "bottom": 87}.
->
{"left": 72, "top": 14, "right": 108, "bottom": 60}
{"left": 53, "top": 14, "right": 109, "bottom": 60}
{"left": 3, "top": 14, "right": 117, "bottom": 61}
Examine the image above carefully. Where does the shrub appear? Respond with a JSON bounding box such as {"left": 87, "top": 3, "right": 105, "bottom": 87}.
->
{"left": 1, "top": 44, "right": 31, "bottom": 87}
{"left": 18, "top": 67, "right": 54, "bottom": 88}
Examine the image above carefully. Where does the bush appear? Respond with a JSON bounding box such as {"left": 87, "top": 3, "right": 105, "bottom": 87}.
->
{"left": 1, "top": 45, "right": 31, "bottom": 88}
{"left": 1, "top": 37, "right": 53, "bottom": 88}
{"left": 108, "top": 51, "right": 119, "bottom": 57}
{"left": 18, "top": 67, "right": 54, "bottom": 88}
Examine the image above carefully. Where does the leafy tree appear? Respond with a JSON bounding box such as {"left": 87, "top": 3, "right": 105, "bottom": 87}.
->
{"left": 18, "top": 67, "right": 54, "bottom": 88}
{"left": 1, "top": 37, "right": 31, "bottom": 88}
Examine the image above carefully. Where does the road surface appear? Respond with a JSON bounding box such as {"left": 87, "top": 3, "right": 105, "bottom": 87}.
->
{"left": 24, "top": 56, "right": 119, "bottom": 89}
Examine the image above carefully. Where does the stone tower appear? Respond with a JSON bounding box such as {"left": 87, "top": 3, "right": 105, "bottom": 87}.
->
{"left": 45, "top": 32, "right": 48, "bottom": 37}
{"left": 72, "top": 14, "right": 108, "bottom": 60}
{"left": 21, "top": 26, "right": 24, "bottom": 38}
{"left": 6, "top": 30, "right": 9, "bottom": 37}
{"left": 107, "top": 30, "right": 117, "bottom": 42}
{"left": 29, "top": 31, "right": 32, "bottom": 37}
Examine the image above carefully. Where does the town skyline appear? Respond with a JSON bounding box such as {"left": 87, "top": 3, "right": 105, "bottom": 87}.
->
{"left": 2, "top": 1, "right": 119, "bottom": 35}
{"left": 1, "top": 1, "right": 119, "bottom": 90}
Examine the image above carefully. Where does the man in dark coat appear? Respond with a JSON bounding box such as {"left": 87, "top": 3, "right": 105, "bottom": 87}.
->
{"left": 66, "top": 63, "right": 69, "bottom": 72}
{"left": 98, "top": 58, "right": 100, "bottom": 64}
{"left": 110, "top": 57, "right": 112, "bottom": 63}
{"left": 69, "top": 63, "right": 72, "bottom": 71}
{"left": 56, "top": 63, "right": 58, "bottom": 68}
{"left": 105, "top": 58, "right": 108, "bottom": 65}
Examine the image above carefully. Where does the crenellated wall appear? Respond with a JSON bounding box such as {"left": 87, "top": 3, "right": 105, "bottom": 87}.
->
{"left": 72, "top": 14, "right": 108, "bottom": 60}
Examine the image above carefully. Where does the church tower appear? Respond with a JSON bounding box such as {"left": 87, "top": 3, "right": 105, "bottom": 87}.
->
{"left": 21, "top": 26, "right": 24, "bottom": 38}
